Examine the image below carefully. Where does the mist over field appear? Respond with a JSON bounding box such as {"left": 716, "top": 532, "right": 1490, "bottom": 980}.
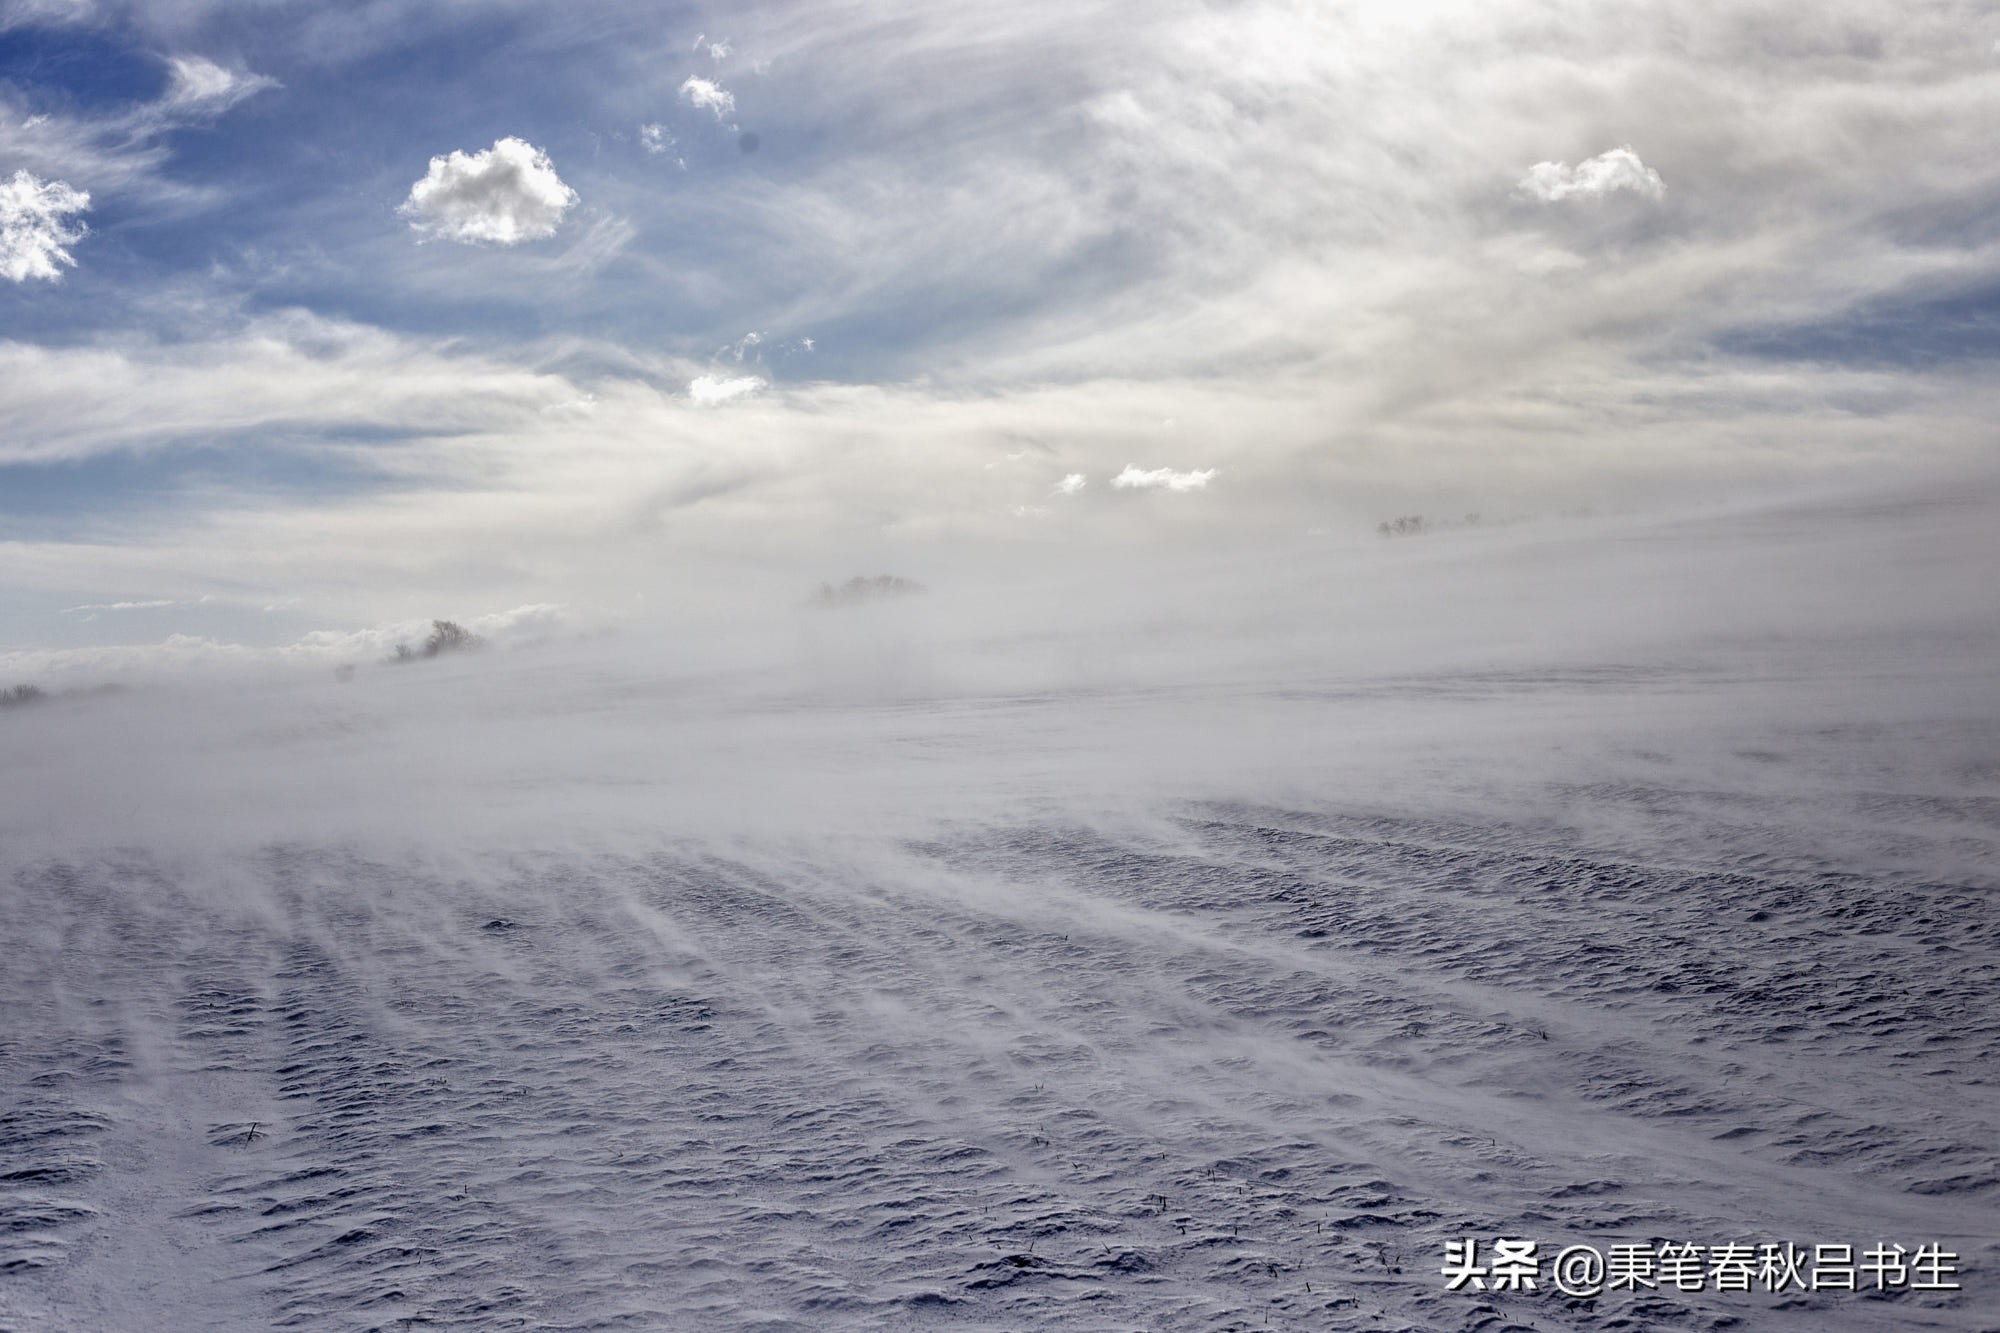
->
{"left": 4, "top": 478, "right": 1996, "bottom": 1331}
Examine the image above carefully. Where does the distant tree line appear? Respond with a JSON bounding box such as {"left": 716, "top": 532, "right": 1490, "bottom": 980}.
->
{"left": 0, "top": 683, "right": 44, "bottom": 709}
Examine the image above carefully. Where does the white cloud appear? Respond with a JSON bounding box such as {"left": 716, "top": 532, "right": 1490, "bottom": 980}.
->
{"left": 63, "top": 598, "right": 187, "bottom": 614}
{"left": 1517, "top": 146, "right": 1666, "bottom": 203}
{"left": 11, "top": 2, "right": 2000, "bottom": 659}
{"left": 639, "top": 123, "right": 674, "bottom": 154}
{"left": 680, "top": 76, "right": 736, "bottom": 119}
{"left": 1110, "top": 465, "right": 1218, "bottom": 492}
{"left": 0, "top": 311, "right": 585, "bottom": 465}
{"left": 0, "top": 169, "right": 89, "bottom": 282}
{"left": 708, "top": 41, "right": 732, "bottom": 61}
{"left": 688, "top": 373, "right": 765, "bottom": 405}
{"left": 162, "top": 55, "right": 276, "bottom": 112}
{"left": 1054, "top": 473, "right": 1087, "bottom": 495}
{"left": 400, "top": 137, "right": 578, "bottom": 245}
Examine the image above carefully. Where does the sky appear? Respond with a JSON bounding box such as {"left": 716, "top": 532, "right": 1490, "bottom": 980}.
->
{"left": 2, "top": 0, "right": 1999, "bottom": 677}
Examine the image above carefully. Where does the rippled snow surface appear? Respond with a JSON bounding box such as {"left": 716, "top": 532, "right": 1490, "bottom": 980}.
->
{"left": 3, "top": 490, "right": 1996, "bottom": 1331}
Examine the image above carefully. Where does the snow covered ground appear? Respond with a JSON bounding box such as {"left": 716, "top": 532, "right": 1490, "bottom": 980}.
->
{"left": 2, "top": 483, "right": 1996, "bottom": 1331}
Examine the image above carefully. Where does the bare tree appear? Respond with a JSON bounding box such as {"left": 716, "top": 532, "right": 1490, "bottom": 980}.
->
{"left": 423, "top": 619, "right": 485, "bottom": 657}
{"left": 386, "top": 620, "right": 487, "bottom": 664}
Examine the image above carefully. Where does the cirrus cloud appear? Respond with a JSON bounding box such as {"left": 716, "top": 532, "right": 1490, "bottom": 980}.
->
{"left": 399, "top": 137, "right": 578, "bottom": 245}
{"left": 0, "top": 169, "right": 89, "bottom": 282}
{"left": 162, "top": 55, "right": 277, "bottom": 113}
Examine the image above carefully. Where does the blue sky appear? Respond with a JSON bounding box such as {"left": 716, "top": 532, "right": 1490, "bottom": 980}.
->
{"left": 3, "top": 0, "right": 1999, "bottom": 676}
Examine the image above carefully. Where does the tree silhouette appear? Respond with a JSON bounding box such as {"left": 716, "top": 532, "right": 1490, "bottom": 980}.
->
{"left": 387, "top": 619, "right": 486, "bottom": 663}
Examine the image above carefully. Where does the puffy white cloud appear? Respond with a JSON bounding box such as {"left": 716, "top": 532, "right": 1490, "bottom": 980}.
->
{"left": 1517, "top": 146, "right": 1666, "bottom": 204}
{"left": 400, "top": 137, "right": 578, "bottom": 245}
{"left": 1054, "top": 473, "right": 1087, "bottom": 495}
{"left": 0, "top": 169, "right": 89, "bottom": 282}
{"left": 688, "top": 373, "right": 765, "bottom": 405}
{"left": 679, "top": 76, "right": 736, "bottom": 119}
{"left": 1110, "top": 465, "right": 1218, "bottom": 492}
{"left": 163, "top": 55, "right": 276, "bottom": 112}
{"left": 639, "top": 123, "right": 673, "bottom": 154}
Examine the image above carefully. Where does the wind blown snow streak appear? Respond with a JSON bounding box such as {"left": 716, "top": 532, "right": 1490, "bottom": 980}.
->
{"left": 2, "top": 804, "right": 1993, "bottom": 1330}
{"left": 1, "top": 487, "right": 1995, "bottom": 1329}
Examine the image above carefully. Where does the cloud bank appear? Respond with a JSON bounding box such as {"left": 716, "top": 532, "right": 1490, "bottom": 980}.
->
{"left": 400, "top": 137, "right": 578, "bottom": 245}
{"left": 0, "top": 169, "right": 89, "bottom": 281}
{"left": 688, "top": 373, "right": 765, "bottom": 404}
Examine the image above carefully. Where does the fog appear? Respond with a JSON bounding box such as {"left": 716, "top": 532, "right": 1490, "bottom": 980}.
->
{"left": 6, "top": 476, "right": 1995, "bottom": 866}
{"left": 3, "top": 476, "right": 1996, "bottom": 1330}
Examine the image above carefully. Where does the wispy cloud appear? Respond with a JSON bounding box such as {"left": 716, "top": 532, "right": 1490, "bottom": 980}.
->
{"left": 679, "top": 75, "right": 736, "bottom": 119}
{"left": 545, "top": 213, "right": 638, "bottom": 278}
{"left": 0, "top": 311, "right": 582, "bottom": 465}
{"left": 59, "top": 593, "right": 216, "bottom": 622}
{"left": 161, "top": 55, "right": 277, "bottom": 114}
{"left": 400, "top": 137, "right": 578, "bottom": 245}
{"left": 0, "top": 169, "right": 89, "bottom": 281}
{"left": 1110, "top": 465, "right": 1217, "bottom": 492}
{"left": 1054, "top": 473, "right": 1087, "bottom": 495}
{"left": 64, "top": 598, "right": 178, "bottom": 614}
